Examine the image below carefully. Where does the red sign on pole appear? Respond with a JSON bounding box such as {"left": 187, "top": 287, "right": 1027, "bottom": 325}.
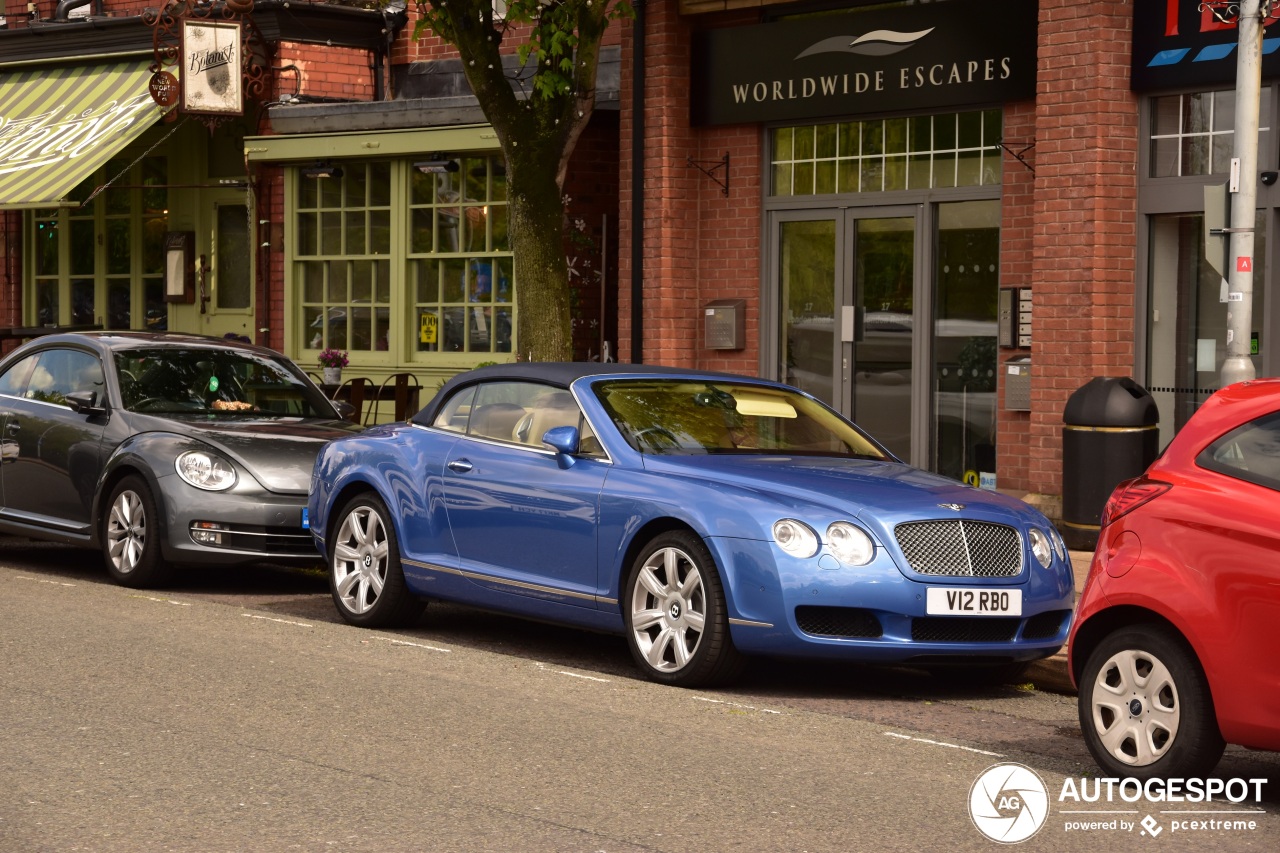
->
{"left": 1237, "top": 256, "right": 1253, "bottom": 273}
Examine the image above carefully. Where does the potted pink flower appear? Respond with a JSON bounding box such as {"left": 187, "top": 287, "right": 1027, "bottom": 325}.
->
{"left": 318, "top": 348, "right": 348, "bottom": 385}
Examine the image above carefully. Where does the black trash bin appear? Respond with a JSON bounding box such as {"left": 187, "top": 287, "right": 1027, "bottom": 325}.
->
{"left": 1061, "top": 377, "right": 1159, "bottom": 551}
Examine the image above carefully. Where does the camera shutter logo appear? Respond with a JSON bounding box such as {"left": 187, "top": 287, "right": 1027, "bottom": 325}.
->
{"left": 968, "top": 762, "right": 1049, "bottom": 843}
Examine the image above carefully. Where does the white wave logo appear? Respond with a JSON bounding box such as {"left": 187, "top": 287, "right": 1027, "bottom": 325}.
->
{"left": 969, "top": 763, "right": 1050, "bottom": 844}
{"left": 795, "top": 28, "right": 934, "bottom": 59}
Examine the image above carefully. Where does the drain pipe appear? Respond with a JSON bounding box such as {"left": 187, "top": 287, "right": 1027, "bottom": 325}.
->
{"left": 629, "top": 0, "right": 645, "bottom": 364}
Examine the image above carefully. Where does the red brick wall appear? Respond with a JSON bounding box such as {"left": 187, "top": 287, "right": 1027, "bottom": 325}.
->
{"left": 618, "top": 7, "right": 761, "bottom": 373}
{"left": 997, "top": 100, "right": 1037, "bottom": 492}
{"left": 1029, "top": 0, "right": 1139, "bottom": 495}
{"left": 396, "top": 9, "right": 621, "bottom": 66}
{"left": 279, "top": 43, "right": 375, "bottom": 101}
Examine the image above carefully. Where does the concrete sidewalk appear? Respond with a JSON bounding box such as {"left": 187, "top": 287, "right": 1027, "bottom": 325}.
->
{"left": 1023, "top": 549, "right": 1093, "bottom": 694}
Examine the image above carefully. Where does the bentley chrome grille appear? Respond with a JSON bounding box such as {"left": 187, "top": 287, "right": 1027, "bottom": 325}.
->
{"left": 893, "top": 520, "right": 1023, "bottom": 577}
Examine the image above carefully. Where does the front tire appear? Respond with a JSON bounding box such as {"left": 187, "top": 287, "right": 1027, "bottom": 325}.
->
{"left": 623, "top": 530, "right": 745, "bottom": 687}
{"left": 103, "top": 475, "right": 170, "bottom": 588}
{"left": 1078, "top": 625, "right": 1224, "bottom": 779}
{"left": 328, "top": 493, "right": 425, "bottom": 628}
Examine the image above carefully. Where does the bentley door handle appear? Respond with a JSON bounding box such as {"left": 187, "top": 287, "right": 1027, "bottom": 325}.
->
{"left": 447, "top": 459, "right": 473, "bottom": 473}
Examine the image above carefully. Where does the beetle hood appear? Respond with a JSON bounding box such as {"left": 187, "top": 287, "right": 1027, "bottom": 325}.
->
{"left": 165, "top": 417, "right": 361, "bottom": 492}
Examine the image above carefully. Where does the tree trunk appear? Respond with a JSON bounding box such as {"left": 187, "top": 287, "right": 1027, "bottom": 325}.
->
{"left": 507, "top": 155, "right": 573, "bottom": 362}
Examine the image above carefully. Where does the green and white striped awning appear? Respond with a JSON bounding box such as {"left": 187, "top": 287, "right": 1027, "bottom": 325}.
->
{"left": 0, "top": 60, "right": 168, "bottom": 209}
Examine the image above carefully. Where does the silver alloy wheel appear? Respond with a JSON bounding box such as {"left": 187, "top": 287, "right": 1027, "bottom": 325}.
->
{"left": 1088, "top": 647, "right": 1182, "bottom": 767}
{"left": 628, "top": 546, "right": 707, "bottom": 673}
{"left": 332, "top": 504, "right": 390, "bottom": 616}
{"left": 106, "top": 489, "right": 147, "bottom": 575}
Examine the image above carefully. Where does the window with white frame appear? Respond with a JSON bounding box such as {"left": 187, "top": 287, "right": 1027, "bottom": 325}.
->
{"left": 1149, "top": 88, "right": 1272, "bottom": 178}
{"left": 770, "top": 109, "right": 1002, "bottom": 196}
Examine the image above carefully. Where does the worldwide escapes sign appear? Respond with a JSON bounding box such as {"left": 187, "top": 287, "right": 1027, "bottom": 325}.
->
{"left": 690, "top": 0, "right": 1037, "bottom": 127}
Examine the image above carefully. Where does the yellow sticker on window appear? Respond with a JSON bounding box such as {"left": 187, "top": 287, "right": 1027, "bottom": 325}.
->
{"left": 420, "top": 312, "right": 438, "bottom": 345}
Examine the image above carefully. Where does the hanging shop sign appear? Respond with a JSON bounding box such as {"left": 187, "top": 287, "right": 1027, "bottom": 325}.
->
{"left": 689, "top": 0, "right": 1037, "bottom": 127}
{"left": 146, "top": 0, "right": 267, "bottom": 128}
{"left": 1132, "top": 0, "right": 1280, "bottom": 92}
{"left": 181, "top": 20, "right": 243, "bottom": 116}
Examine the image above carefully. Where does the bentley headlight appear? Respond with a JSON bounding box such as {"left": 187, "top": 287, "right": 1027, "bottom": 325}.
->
{"left": 176, "top": 450, "right": 237, "bottom": 491}
{"left": 826, "top": 522, "right": 875, "bottom": 566}
{"left": 1028, "top": 527, "right": 1053, "bottom": 569}
{"left": 773, "top": 519, "right": 818, "bottom": 558}
{"left": 1050, "top": 526, "right": 1068, "bottom": 561}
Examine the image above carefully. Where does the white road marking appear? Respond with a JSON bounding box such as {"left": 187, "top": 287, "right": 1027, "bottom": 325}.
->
{"left": 16, "top": 576, "right": 75, "bottom": 587}
{"left": 534, "top": 662, "right": 609, "bottom": 682}
{"left": 373, "top": 636, "right": 451, "bottom": 653}
{"left": 242, "top": 614, "right": 313, "bottom": 628}
{"left": 130, "top": 595, "right": 191, "bottom": 606}
{"left": 883, "top": 731, "right": 1002, "bottom": 756}
{"left": 692, "top": 696, "right": 782, "bottom": 715}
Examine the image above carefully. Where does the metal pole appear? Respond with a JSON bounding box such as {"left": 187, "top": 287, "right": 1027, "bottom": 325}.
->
{"left": 1223, "top": 0, "right": 1264, "bottom": 385}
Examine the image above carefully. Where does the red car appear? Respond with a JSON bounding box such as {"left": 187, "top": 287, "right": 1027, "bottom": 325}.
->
{"left": 1069, "top": 378, "right": 1280, "bottom": 779}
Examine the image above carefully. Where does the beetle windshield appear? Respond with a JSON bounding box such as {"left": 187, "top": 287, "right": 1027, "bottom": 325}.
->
{"left": 593, "top": 379, "right": 890, "bottom": 458}
{"left": 115, "top": 347, "right": 336, "bottom": 418}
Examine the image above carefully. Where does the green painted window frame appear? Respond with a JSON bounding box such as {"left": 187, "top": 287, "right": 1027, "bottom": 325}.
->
{"left": 287, "top": 154, "right": 515, "bottom": 368}
{"left": 27, "top": 157, "right": 169, "bottom": 331}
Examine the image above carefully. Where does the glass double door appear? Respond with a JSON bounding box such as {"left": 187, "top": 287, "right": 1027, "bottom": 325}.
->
{"left": 773, "top": 201, "right": 1000, "bottom": 479}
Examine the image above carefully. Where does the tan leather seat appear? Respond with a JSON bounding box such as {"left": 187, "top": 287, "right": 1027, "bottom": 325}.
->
{"left": 468, "top": 402, "right": 527, "bottom": 440}
{"left": 512, "top": 390, "right": 580, "bottom": 445}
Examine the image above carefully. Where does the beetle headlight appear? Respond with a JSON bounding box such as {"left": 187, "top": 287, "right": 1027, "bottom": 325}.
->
{"left": 176, "top": 450, "right": 237, "bottom": 491}
{"left": 826, "top": 522, "right": 875, "bottom": 566}
{"left": 772, "top": 519, "right": 818, "bottom": 558}
{"left": 1028, "top": 528, "right": 1053, "bottom": 569}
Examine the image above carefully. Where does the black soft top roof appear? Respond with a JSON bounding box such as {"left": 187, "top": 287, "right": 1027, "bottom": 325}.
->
{"left": 413, "top": 361, "right": 758, "bottom": 426}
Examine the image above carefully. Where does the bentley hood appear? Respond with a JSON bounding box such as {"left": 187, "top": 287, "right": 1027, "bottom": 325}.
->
{"left": 649, "top": 454, "right": 1043, "bottom": 528}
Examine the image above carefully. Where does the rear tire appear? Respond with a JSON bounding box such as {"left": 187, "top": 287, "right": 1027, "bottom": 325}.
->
{"left": 328, "top": 492, "right": 425, "bottom": 628}
{"left": 102, "top": 475, "right": 171, "bottom": 588}
{"left": 623, "top": 530, "right": 745, "bottom": 687}
{"left": 1078, "top": 625, "right": 1224, "bottom": 779}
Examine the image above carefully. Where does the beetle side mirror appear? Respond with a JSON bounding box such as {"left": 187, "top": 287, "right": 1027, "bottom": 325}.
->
{"left": 66, "top": 390, "right": 105, "bottom": 416}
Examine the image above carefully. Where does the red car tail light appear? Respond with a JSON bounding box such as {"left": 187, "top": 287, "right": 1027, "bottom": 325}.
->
{"left": 1099, "top": 476, "right": 1172, "bottom": 528}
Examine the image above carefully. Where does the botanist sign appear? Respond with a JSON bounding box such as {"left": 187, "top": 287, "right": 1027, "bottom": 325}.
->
{"left": 181, "top": 20, "right": 243, "bottom": 116}
{"left": 690, "top": 0, "right": 1036, "bottom": 127}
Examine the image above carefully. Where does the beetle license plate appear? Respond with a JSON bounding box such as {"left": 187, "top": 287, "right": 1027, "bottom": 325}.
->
{"left": 926, "top": 588, "right": 1022, "bottom": 616}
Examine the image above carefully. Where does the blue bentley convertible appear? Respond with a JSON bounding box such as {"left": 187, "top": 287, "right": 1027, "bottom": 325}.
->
{"left": 309, "top": 363, "right": 1074, "bottom": 687}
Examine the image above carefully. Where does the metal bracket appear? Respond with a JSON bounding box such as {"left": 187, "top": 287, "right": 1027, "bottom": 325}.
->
{"left": 688, "top": 152, "right": 730, "bottom": 196}
{"left": 998, "top": 141, "right": 1035, "bottom": 174}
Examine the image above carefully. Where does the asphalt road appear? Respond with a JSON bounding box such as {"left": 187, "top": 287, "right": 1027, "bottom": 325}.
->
{"left": 3, "top": 538, "right": 1278, "bottom": 852}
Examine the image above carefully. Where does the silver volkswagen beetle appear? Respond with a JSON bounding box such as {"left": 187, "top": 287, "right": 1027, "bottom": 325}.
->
{"left": 0, "top": 331, "right": 361, "bottom": 586}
